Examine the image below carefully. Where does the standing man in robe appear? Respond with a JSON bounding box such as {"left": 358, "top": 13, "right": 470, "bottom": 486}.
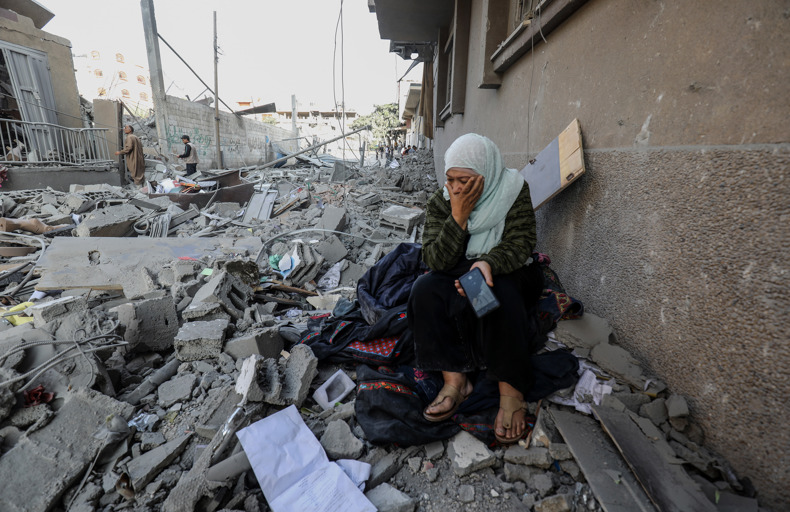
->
{"left": 115, "top": 125, "right": 145, "bottom": 187}
{"left": 177, "top": 134, "right": 199, "bottom": 176}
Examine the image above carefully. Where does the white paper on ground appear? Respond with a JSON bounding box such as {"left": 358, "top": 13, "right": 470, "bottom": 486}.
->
{"left": 335, "top": 459, "right": 372, "bottom": 492}
{"left": 548, "top": 368, "right": 612, "bottom": 415}
{"left": 236, "top": 405, "right": 375, "bottom": 512}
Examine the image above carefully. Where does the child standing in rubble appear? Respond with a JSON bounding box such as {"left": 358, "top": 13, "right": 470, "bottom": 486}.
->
{"left": 407, "top": 133, "right": 543, "bottom": 444}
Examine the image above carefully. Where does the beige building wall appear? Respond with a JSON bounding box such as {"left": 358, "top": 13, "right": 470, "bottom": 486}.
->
{"left": 432, "top": 0, "right": 789, "bottom": 507}
{"left": 0, "top": 8, "right": 81, "bottom": 128}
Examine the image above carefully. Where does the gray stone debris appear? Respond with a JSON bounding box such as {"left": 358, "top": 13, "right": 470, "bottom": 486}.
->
{"left": 0, "top": 150, "right": 759, "bottom": 512}
{"left": 173, "top": 318, "right": 230, "bottom": 361}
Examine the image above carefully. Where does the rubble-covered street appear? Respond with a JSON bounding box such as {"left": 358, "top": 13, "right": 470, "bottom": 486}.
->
{"left": 0, "top": 150, "right": 763, "bottom": 512}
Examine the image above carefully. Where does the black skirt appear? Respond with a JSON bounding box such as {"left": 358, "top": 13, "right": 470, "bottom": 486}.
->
{"left": 407, "top": 259, "right": 544, "bottom": 396}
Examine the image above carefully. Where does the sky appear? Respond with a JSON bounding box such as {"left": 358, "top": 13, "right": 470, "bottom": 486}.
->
{"left": 43, "top": 0, "right": 422, "bottom": 115}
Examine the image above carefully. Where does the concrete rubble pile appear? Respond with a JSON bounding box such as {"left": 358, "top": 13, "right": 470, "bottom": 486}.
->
{"left": 0, "top": 151, "right": 763, "bottom": 512}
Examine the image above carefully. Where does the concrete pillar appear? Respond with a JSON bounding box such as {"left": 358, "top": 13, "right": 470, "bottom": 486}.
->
{"left": 140, "top": 0, "right": 170, "bottom": 155}
{"left": 93, "top": 99, "right": 125, "bottom": 184}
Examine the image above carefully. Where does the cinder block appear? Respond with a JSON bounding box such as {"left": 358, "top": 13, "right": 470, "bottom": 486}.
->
{"left": 379, "top": 205, "right": 424, "bottom": 233}
{"left": 30, "top": 296, "right": 88, "bottom": 326}
{"left": 223, "top": 327, "right": 283, "bottom": 361}
{"left": 189, "top": 271, "right": 251, "bottom": 319}
{"left": 111, "top": 295, "right": 179, "bottom": 351}
{"left": 174, "top": 319, "right": 229, "bottom": 361}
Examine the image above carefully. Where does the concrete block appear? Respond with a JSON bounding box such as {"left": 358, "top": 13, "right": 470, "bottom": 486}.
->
{"left": 0, "top": 388, "right": 134, "bottom": 512}
{"left": 173, "top": 319, "right": 229, "bottom": 361}
{"left": 504, "top": 445, "right": 552, "bottom": 468}
{"left": 189, "top": 271, "right": 252, "bottom": 319}
{"left": 548, "top": 442, "right": 572, "bottom": 461}
{"left": 423, "top": 440, "right": 445, "bottom": 460}
{"left": 29, "top": 296, "right": 88, "bottom": 326}
{"left": 158, "top": 374, "right": 197, "bottom": 408}
{"left": 180, "top": 301, "right": 231, "bottom": 323}
{"left": 530, "top": 473, "right": 556, "bottom": 497}
{"left": 320, "top": 419, "right": 364, "bottom": 460}
{"left": 314, "top": 235, "right": 348, "bottom": 265}
{"left": 6, "top": 403, "right": 51, "bottom": 429}
{"left": 447, "top": 430, "right": 495, "bottom": 476}
{"left": 365, "top": 483, "right": 416, "bottom": 512}
{"left": 125, "top": 433, "right": 192, "bottom": 492}
{"left": 367, "top": 452, "right": 399, "bottom": 490}
{"left": 340, "top": 261, "right": 368, "bottom": 287}
{"left": 609, "top": 391, "right": 651, "bottom": 413}
{"left": 276, "top": 344, "right": 318, "bottom": 407}
{"left": 316, "top": 206, "right": 347, "bottom": 232}
{"left": 504, "top": 462, "right": 536, "bottom": 483}
{"left": 111, "top": 295, "right": 178, "bottom": 351}
{"left": 666, "top": 394, "right": 689, "bottom": 418}
{"left": 140, "top": 432, "right": 166, "bottom": 451}
{"left": 75, "top": 203, "right": 142, "bottom": 237}
{"left": 379, "top": 205, "right": 424, "bottom": 233}
{"left": 640, "top": 397, "right": 668, "bottom": 425}
{"left": 223, "top": 326, "right": 284, "bottom": 361}
{"left": 235, "top": 355, "right": 265, "bottom": 402}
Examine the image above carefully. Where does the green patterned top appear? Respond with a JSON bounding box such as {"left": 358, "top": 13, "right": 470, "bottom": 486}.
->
{"left": 421, "top": 185, "right": 537, "bottom": 275}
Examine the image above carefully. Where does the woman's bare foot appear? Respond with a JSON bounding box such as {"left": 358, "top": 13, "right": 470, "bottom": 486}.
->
{"left": 495, "top": 381, "right": 528, "bottom": 443}
{"left": 423, "top": 371, "right": 473, "bottom": 419}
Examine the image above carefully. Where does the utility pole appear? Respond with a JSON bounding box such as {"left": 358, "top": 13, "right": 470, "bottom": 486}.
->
{"left": 291, "top": 94, "right": 298, "bottom": 138}
{"left": 140, "top": 0, "right": 170, "bottom": 156}
{"left": 213, "top": 11, "right": 223, "bottom": 169}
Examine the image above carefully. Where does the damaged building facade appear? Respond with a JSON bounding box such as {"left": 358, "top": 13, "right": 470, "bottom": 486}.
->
{"left": 372, "top": 0, "right": 790, "bottom": 508}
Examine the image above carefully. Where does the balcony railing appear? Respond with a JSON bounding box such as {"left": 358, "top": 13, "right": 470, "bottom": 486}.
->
{"left": 0, "top": 119, "right": 114, "bottom": 166}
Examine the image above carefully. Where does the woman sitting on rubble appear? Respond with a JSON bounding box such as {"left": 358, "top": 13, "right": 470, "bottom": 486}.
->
{"left": 407, "top": 133, "right": 543, "bottom": 444}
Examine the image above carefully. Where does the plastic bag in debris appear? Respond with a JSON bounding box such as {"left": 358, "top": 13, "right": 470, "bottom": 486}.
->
{"left": 317, "top": 260, "right": 348, "bottom": 291}
{"left": 389, "top": 159, "right": 400, "bottom": 169}
{"left": 128, "top": 412, "right": 160, "bottom": 432}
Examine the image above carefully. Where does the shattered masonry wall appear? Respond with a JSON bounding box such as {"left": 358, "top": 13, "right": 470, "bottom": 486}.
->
{"left": 0, "top": 8, "right": 82, "bottom": 128}
{"left": 164, "top": 96, "right": 298, "bottom": 170}
{"left": 430, "top": 0, "right": 790, "bottom": 508}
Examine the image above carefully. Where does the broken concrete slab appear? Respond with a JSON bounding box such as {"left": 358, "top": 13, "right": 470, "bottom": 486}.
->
{"left": 75, "top": 203, "right": 143, "bottom": 237}
{"left": 173, "top": 319, "right": 230, "bottom": 361}
{"left": 590, "top": 342, "right": 644, "bottom": 386}
{"left": 224, "top": 326, "right": 284, "bottom": 361}
{"left": 0, "top": 388, "right": 134, "bottom": 512}
{"left": 446, "top": 430, "right": 495, "bottom": 477}
{"left": 320, "top": 419, "right": 364, "bottom": 460}
{"left": 504, "top": 445, "right": 553, "bottom": 469}
{"left": 553, "top": 312, "right": 613, "bottom": 350}
{"left": 365, "top": 483, "right": 416, "bottom": 512}
{"left": 111, "top": 295, "right": 179, "bottom": 351}
{"left": 236, "top": 355, "right": 265, "bottom": 402}
{"left": 314, "top": 235, "right": 349, "bottom": 265}
{"left": 639, "top": 397, "right": 668, "bottom": 426}
{"left": 125, "top": 433, "right": 192, "bottom": 493}
{"left": 29, "top": 295, "right": 88, "bottom": 326}
{"left": 316, "top": 205, "right": 348, "bottom": 232}
{"left": 158, "top": 373, "right": 198, "bottom": 408}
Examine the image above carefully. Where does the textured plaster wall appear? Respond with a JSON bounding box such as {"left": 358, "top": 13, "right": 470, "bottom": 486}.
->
{"left": 429, "top": 0, "right": 790, "bottom": 506}
{"left": 165, "top": 96, "right": 298, "bottom": 170}
{"left": 0, "top": 10, "right": 81, "bottom": 128}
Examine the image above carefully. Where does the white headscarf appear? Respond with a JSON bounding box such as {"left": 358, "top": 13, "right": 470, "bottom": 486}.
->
{"left": 443, "top": 133, "right": 524, "bottom": 259}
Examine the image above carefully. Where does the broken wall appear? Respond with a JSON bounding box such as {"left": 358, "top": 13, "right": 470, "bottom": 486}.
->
{"left": 0, "top": 7, "right": 82, "bottom": 128}
{"left": 164, "top": 96, "right": 299, "bottom": 170}
{"left": 428, "top": 0, "right": 790, "bottom": 507}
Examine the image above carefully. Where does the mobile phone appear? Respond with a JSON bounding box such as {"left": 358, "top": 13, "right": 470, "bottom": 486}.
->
{"left": 459, "top": 267, "right": 500, "bottom": 318}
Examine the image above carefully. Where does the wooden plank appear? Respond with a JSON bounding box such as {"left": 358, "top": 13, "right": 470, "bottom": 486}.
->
{"left": 550, "top": 408, "right": 657, "bottom": 512}
{"left": 591, "top": 405, "right": 717, "bottom": 512}
{"left": 34, "top": 237, "right": 262, "bottom": 294}
{"left": 519, "top": 118, "right": 586, "bottom": 210}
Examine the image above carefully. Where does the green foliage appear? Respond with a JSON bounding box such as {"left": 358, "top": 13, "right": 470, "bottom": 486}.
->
{"left": 352, "top": 103, "right": 400, "bottom": 140}
{"left": 260, "top": 116, "right": 278, "bottom": 125}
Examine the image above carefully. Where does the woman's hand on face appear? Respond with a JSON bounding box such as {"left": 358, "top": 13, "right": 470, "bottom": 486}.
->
{"left": 446, "top": 175, "right": 484, "bottom": 230}
{"left": 454, "top": 260, "right": 494, "bottom": 297}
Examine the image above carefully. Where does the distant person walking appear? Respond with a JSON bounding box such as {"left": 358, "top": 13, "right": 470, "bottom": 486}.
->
{"left": 115, "top": 125, "right": 145, "bottom": 186}
{"left": 177, "top": 135, "right": 199, "bottom": 176}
